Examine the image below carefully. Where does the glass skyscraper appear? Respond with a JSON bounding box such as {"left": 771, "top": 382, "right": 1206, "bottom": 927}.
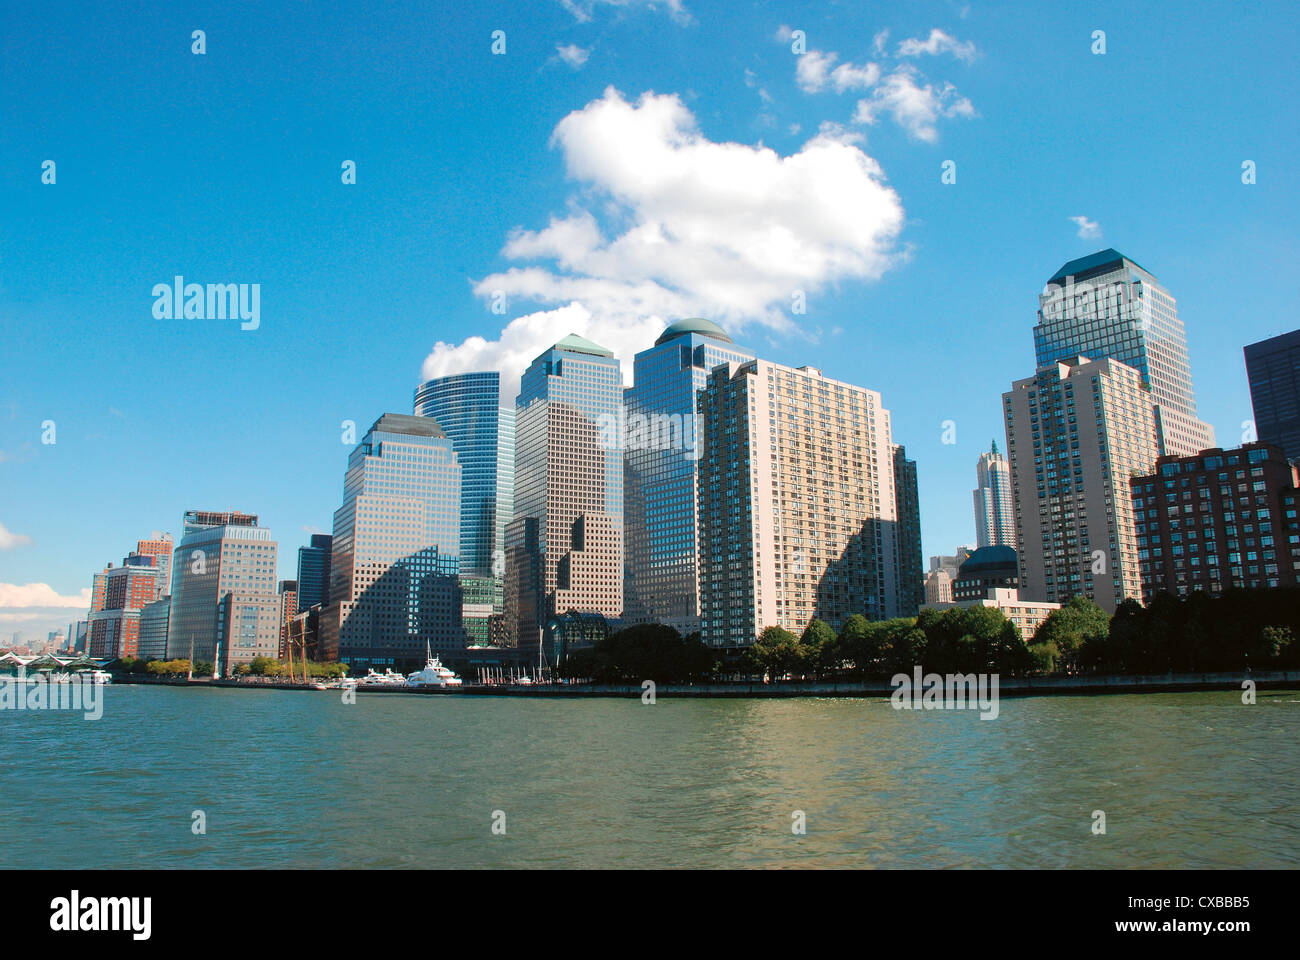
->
{"left": 623, "top": 318, "right": 754, "bottom": 634}
{"left": 296, "top": 533, "right": 332, "bottom": 613}
{"left": 1035, "top": 249, "right": 1215, "bottom": 457}
{"left": 413, "top": 371, "right": 515, "bottom": 645}
{"left": 1245, "top": 329, "right": 1300, "bottom": 462}
{"left": 319, "top": 414, "right": 462, "bottom": 670}
{"left": 506, "top": 334, "right": 623, "bottom": 661}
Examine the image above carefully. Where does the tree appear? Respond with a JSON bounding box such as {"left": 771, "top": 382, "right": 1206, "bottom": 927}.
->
{"left": 1031, "top": 596, "right": 1110, "bottom": 674}
{"left": 800, "top": 619, "right": 836, "bottom": 677}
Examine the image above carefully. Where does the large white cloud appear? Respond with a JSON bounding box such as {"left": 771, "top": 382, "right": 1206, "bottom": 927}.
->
{"left": 0, "top": 583, "right": 91, "bottom": 609}
{"left": 422, "top": 88, "right": 906, "bottom": 399}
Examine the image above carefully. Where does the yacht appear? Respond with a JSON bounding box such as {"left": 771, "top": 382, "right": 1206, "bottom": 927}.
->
{"left": 407, "top": 645, "right": 463, "bottom": 688}
{"left": 357, "top": 668, "right": 405, "bottom": 686}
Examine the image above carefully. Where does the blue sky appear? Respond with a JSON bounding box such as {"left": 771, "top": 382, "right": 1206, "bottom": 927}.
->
{"left": 3, "top": 0, "right": 1298, "bottom": 641}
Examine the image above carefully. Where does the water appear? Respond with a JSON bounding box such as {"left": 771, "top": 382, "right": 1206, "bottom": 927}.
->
{"left": 3, "top": 685, "right": 1297, "bottom": 868}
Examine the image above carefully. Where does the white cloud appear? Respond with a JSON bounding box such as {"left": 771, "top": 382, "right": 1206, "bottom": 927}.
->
{"left": 0, "top": 583, "right": 90, "bottom": 609}
{"left": 872, "top": 29, "right": 890, "bottom": 56}
{"left": 796, "top": 50, "right": 881, "bottom": 93}
{"left": 897, "top": 28, "right": 977, "bottom": 63}
{"left": 556, "top": 44, "right": 590, "bottom": 69}
{"left": 559, "top": 0, "right": 691, "bottom": 25}
{"left": 1070, "top": 215, "right": 1102, "bottom": 239}
{"left": 0, "top": 522, "right": 33, "bottom": 550}
{"left": 422, "top": 87, "right": 906, "bottom": 398}
{"left": 852, "top": 66, "right": 975, "bottom": 142}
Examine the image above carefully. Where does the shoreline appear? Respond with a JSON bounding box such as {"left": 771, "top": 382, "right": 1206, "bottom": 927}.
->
{"left": 109, "top": 670, "right": 1300, "bottom": 699}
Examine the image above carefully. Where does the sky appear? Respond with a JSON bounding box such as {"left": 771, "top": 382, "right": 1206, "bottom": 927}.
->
{"left": 2, "top": 0, "right": 1299, "bottom": 643}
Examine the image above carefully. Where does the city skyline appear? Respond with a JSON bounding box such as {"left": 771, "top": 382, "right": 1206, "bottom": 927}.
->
{"left": 4, "top": 1, "right": 1300, "bottom": 642}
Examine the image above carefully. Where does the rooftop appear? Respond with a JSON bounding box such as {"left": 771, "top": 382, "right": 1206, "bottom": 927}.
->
{"left": 552, "top": 332, "right": 615, "bottom": 358}
{"left": 1048, "top": 248, "right": 1153, "bottom": 285}
{"left": 653, "top": 317, "right": 734, "bottom": 347}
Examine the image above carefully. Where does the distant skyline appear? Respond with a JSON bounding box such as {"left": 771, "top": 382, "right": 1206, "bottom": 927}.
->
{"left": 3, "top": 0, "right": 1299, "bottom": 641}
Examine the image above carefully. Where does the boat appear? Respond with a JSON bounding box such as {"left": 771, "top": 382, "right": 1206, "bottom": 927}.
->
{"left": 407, "top": 644, "right": 463, "bottom": 688}
{"left": 357, "top": 668, "right": 406, "bottom": 686}
{"left": 514, "top": 674, "right": 533, "bottom": 686}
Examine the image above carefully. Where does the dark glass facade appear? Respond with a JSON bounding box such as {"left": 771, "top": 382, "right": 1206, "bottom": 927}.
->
{"left": 1245, "top": 329, "right": 1300, "bottom": 462}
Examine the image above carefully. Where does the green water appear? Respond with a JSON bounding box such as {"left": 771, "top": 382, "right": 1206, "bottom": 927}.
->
{"left": 3, "top": 685, "right": 1297, "bottom": 868}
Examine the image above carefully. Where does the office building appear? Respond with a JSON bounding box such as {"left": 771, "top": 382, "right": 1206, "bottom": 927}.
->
{"left": 414, "top": 371, "right": 515, "bottom": 644}
{"left": 319, "top": 414, "right": 463, "bottom": 671}
{"left": 165, "top": 510, "right": 280, "bottom": 673}
{"left": 1004, "top": 356, "right": 1159, "bottom": 613}
{"left": 1244, "top": 329, "right": 1300, "bottom": 462}
{"left": 296, "top": 534, "right": 333, "bottom": 613}
{"left": 974, "top": 440, "right": 1016, "bottom": 549}
{"left": 623, "top": 319, "right": 755, "bottom": 634}
{"left": 505, "top": 334, "right": 624, "bottom": 661}
{"left": 278, "top": 580, "right": 298, "bottom": 658}
{"left": 137, "top": 598, "right": 171, "bottom": 661}
{"left": 1036, "top": 249, "right": 1214, "bottom": 457}
{"left": 696, "top": 359, "right": 907, "bottom": 647}
{"left": 1132, "top": 442, "right": 1300, "bottom": 599}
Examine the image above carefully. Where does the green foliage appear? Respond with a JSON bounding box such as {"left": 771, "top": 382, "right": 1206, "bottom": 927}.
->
{"left": 1030, "top": 595, "right": 1109, "bottom": 674}
{"left": 555, "top": 624, "right": 719, "bottom": 684}
{"left": 145, "top": 658, "right": 192, "bottom": 675}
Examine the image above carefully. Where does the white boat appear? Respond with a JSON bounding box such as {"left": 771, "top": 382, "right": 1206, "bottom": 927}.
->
{"left": 514, "top": 674, "right": 533, "bottom": 686}
{"left": 357, "top": 668, "right": 406, "bottom": 686}
{"left": 407, "top": 644, "right": 463, "bottom": 687}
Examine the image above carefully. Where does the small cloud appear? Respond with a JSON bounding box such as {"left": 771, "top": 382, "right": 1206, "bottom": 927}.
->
{"left": 774, "top": 24, "right": 794, "bottom": 42}
{"left": 301, "top": 525, "right": 326, "bottom": 536}
{"left": 0, "top": 522, "right": 33, "bottom": 550}
{"left": 872, "top": 29, "right": 890, "bottom": 56}
{"left": 556, "top": 43, "right": 590, "bottom": 69}
{"left": 897, "top": 28, "right": 977, "bottom": 63}
{"left": 1070, "top": 215, "right": 1102, "bottom": 239}
{"left": 852, "top": 66, "right": 975, "bottom": 143}
{"left": 796, "top": 50, "right": 881, "bottom": 93}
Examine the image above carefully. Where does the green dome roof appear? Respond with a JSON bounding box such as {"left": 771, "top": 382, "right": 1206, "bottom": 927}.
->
{"left": 654, "top": 318, "right": 734, "bottom": 347}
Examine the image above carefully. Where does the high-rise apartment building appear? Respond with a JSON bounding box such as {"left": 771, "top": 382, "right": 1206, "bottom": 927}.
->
{"left": 973, "top": 440, "right": 1016, "bottom": 549}
{"left": 1036, "top": 249, "right": 1214, "bottom": 457}
{"left": 1244, "top": 329, "right": 1300, "bottom": 462}
{"left": 132, "top": 533, "right": 174, "bottom": 601}
{"left": 296, "top": 534, "right": 333, "bottom": 613}
{"left": 1131, "top": 442, "right": 1300, "bottom": 599}
{"left": 87, "top": 552, "right": 160, "bottom": 659}
{"left": 696, "top": 359, "right": 906, "bottom": 646}
{"left": 319, "top": 414, "right": 462, "bottom": 671}
{"left": 413, "top": 371, "right": 515, "bottom": 645}
{"left": 892, "top": 444, "right": 924, "bottom": 616}
{"left": 505, "top": 334, "right": 624, "bottom": 661}
{"left": 623, "top": 319, "right": 755, "bottom": 634}
{"left": 165, "top": 510, "right": 280, "bottom": 673}
{"left": 1003, "top": 356, "right": 1159, "bottom": 613}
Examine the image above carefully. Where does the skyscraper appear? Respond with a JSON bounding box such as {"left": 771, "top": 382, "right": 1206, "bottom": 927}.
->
{"left": 1036, "top": 249, "right": 1214, "bottom": 457}
{"left": 295, "top": 534, "right": 333, "bottom": 613}
{"left": 623, "top": 319, "right": 755, "bottom": 634}
{"left": 973, "top": 440, "right": 1016, "bottom": 549}
{"left": 87, "top": 560, "right": 158, "bottom": 658}
{"left": 1244, "top": 329, "right": 1300, "bottom": 462}
{"left": 892, "top": 444, "right": 924, "bottom": 616}
{"left": 696, "top": 359, "right": 906, "bottom": 646}
{"left": 1003, "top": 356, "right": 1159, "bottom": 613}
{"left": 413, "top": 371, "right": 516, "bottom": 645}
{"left": 505, "top": 334, "right": 623, "bottom": 661}
{"left": 319, "top": 414, "right": 462, "bottom": 670}
{"left": 165, "top": 510, "right": 280, "bottom": 672}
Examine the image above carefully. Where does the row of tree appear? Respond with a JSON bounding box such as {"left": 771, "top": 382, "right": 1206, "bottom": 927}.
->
{"left": 1032, "top": 588, "right": 1299, "bottom": 674}
{"left": 112, "top": 656, "right": 349, "bottom": 678}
